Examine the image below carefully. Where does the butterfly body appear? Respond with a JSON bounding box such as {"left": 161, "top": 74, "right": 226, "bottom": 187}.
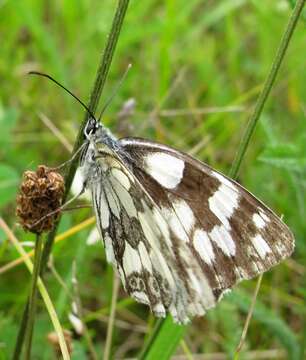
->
{"left": 80, "top": 120, "right": 294, "bottom": 324}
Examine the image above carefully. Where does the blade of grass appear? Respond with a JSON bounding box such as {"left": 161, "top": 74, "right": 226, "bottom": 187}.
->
{"left": 233, "top": 274, "right": 263, "bottom": 359}
{"left": 70, "top": 262, "right": 98, "bottom": 360}
{"left": 0, "top": 218, "right": 70, "bottom": 360}
{"left": 140, "top": 1, "right": 305, "bottom": 358}
{"left": 180, "top": 339, "right": 194, "bottom": 360}
{"left": 139, "top": 317, "right": 187, "bottom": 360}
{"left": 103, "top": 273, "right": 120, "bottom": 360}
{"left": 229, "top": 0, "right": 306, "bottom": 179}
{"left": 24, "top": 233, "right": 44, "bottom": 360}
{"left": 0, "top": 217, "right": 95, "bottom": 275}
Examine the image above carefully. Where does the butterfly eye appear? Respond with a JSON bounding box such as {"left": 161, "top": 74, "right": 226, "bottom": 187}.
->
{"left": 84, "top": 118, "right": 98, "bottom": 138}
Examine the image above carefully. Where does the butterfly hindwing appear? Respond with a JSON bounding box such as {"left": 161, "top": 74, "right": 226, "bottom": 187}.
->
{"left": 90, "top": 159, "right": 176, "bottom": 319}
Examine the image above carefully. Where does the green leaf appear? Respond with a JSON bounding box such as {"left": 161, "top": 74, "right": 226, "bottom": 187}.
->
{"left": 140, "top": 317, "right": 187, "bottom": 360}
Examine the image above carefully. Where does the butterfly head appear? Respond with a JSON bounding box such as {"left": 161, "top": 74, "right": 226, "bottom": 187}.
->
{"left": 84, "top": 117, "right": 100, "bottom": 139}
{"left": 84, "top": 117, "right": 117, "bottom": 146}
{"left": 80, "top": 117, "right": 120, "bottom": 177}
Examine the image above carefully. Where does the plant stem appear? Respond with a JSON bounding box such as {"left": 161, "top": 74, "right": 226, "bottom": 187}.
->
{"left": 140, "top": 0, "right": 305, "bottom": 357}
{"left": 24, "top": 233, "right": 44, "bottom": 360}
{"left": 13, "top": 1, "right": 130, "bottom": 357}
{"left": 41, "top": 0, "right": 130, "bottom": 272}
{"left": 103, "top": 274, "right": 120, "bottom": 360}
{"left": 229, "top": 0, "right": 306, "bottom": 179}
{"left": 234, "top": 274, "right": 263, "bottom": 359}
{"left": 231, "top": 8, "right": 305, "bottom": 350}
{"left": 12, "top": 301, "right": 29, "bottom": 360}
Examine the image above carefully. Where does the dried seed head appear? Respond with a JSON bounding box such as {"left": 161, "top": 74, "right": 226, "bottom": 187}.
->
{"left": 16, "top": 165, "right": 65, "bottom": 234}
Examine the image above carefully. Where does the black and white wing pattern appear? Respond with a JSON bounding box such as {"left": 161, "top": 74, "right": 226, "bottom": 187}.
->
{"left": 87, "top": 137, "right": 294, "bottom": 324}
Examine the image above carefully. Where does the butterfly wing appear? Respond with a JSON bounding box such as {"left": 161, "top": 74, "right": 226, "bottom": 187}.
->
{"left": 88, "top": 137, "right": 294, "bottom": 323}
{"left": 118, "top": 138, "right": 294, "bottom": 294}
{"left": 90, "top": 160, "right": 196, "bottom": 322}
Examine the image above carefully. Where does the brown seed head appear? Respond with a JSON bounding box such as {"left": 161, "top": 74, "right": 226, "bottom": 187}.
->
{"left": 16, "top": 165, "right": 65, "bottom": 234}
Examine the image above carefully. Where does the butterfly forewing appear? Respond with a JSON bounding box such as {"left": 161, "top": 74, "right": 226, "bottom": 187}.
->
{"left": 84, "top": 135, "right": 294, "bottom": 324}
{"left": 118, "top": 138, "right": 294, "bottom": 293}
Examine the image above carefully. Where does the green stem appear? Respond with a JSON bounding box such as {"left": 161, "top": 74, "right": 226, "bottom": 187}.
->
{"left": 13, "top": 1, "right": 130, "bottom": 357}
{"left": 41, "top": 0, "right": 130, "bottom": 271}
{"left": 229, "top": 0, "right": 306, "bottom": 180}
{"left": 24, "top": 234, "right": 44, "bottom": 360}
{"left": 103, "top": 274, "right": 120, "bottom": 360}
{"left": 140, "top": 1, "right": 305, "bottom": 358}
{"left": 234, "top": 274, "right": 263, "bottom": 359}
{"left": 12, "top": 301, "right": 29, "bottom": 359}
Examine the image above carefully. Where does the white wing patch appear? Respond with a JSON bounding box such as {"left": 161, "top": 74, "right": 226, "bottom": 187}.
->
{"left": 92, "top": 184, "right": 110, "bottom": 229}
{"left": 212, "top": 171, "right": 237, "bottom": 191}
{"left": 104, "top": 233, "right": 116, "bottom": 263}
{"left": 252, "top": 234, "right": 271, "bottom": 259}
{"left": 104, "top": 183, "right": 121, "bottom": 219}
{"left": 138, "top": 241, "right": 152, "bottom": 272}
{"left": 186, "top": 268, "right": 215, "bottom": 309}
{"left": 144, "top": 152, "right": 184, "bottom": 189}
{"left": 161, "top": 205, "right": 189, "bottom": 242}
{"left": 133, "top": 291, "right": 150, "bottom": 305}
{"left": 152, "top": 207, "right": 172, "bottom": 248}
{"left": 193, "top": 229, "right": 215, "bottom": 265}
{"left": 171, "top": 198, "right": 195, "bottom": 234}
{"left": 138, "top": 210, "right": 161, "bottom": 245}
{"left": 109, "top": 176, "right": 137, "bottom": 217}
{"left": 210, "top": 224, "right": 236, "bottom": 256}
{"left": 111, "top": 168, "right": 132, "bottom": 190}
{"left": 123, "top": 243, "right": 142, "bottom": 275}
{"left": 207, "top": 182, "right": 239, "bottom": 257}
{"left": 209, "top": 183, "right": 239, "bottom": 229}
{"left": 252, "top": 213, "right": 266, "bottom": 229}
{"left": 259, "top": 210, "right": 270, "bottom": 223}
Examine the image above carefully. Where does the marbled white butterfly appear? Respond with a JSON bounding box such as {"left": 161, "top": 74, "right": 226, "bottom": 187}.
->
{"left": 30, "top": 71, "right": 295, "bottom": 324}
{"left": 80, "top": 117, "right": 294, "bottom": 324}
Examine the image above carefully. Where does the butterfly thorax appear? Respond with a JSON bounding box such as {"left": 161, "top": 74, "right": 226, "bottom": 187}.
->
{"left": 88, "top": 120, "right": 118, "bottom": 148}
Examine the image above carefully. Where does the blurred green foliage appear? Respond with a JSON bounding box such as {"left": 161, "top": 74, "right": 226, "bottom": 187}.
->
{"left": 0, "top": 0, "right": 305, "bottom": 359}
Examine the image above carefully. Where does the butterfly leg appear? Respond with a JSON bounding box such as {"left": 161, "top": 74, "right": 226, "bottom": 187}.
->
{"left": 50, "top": 143, "right": 88, "bottom": 172}
{"left": 28, "top": 186, "right": 87, "bottom": 229}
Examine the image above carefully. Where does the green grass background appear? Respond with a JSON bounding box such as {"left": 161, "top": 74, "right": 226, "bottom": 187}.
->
{"left": 0, "top": 0, "right": 305, "bottom": 359}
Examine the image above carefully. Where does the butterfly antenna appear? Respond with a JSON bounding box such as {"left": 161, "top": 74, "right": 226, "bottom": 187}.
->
{"left": 29, "top": 71, "right": 97, "bottom": 120}
{"left": 98, "top": 63, "right": 132, "bottom": 122}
